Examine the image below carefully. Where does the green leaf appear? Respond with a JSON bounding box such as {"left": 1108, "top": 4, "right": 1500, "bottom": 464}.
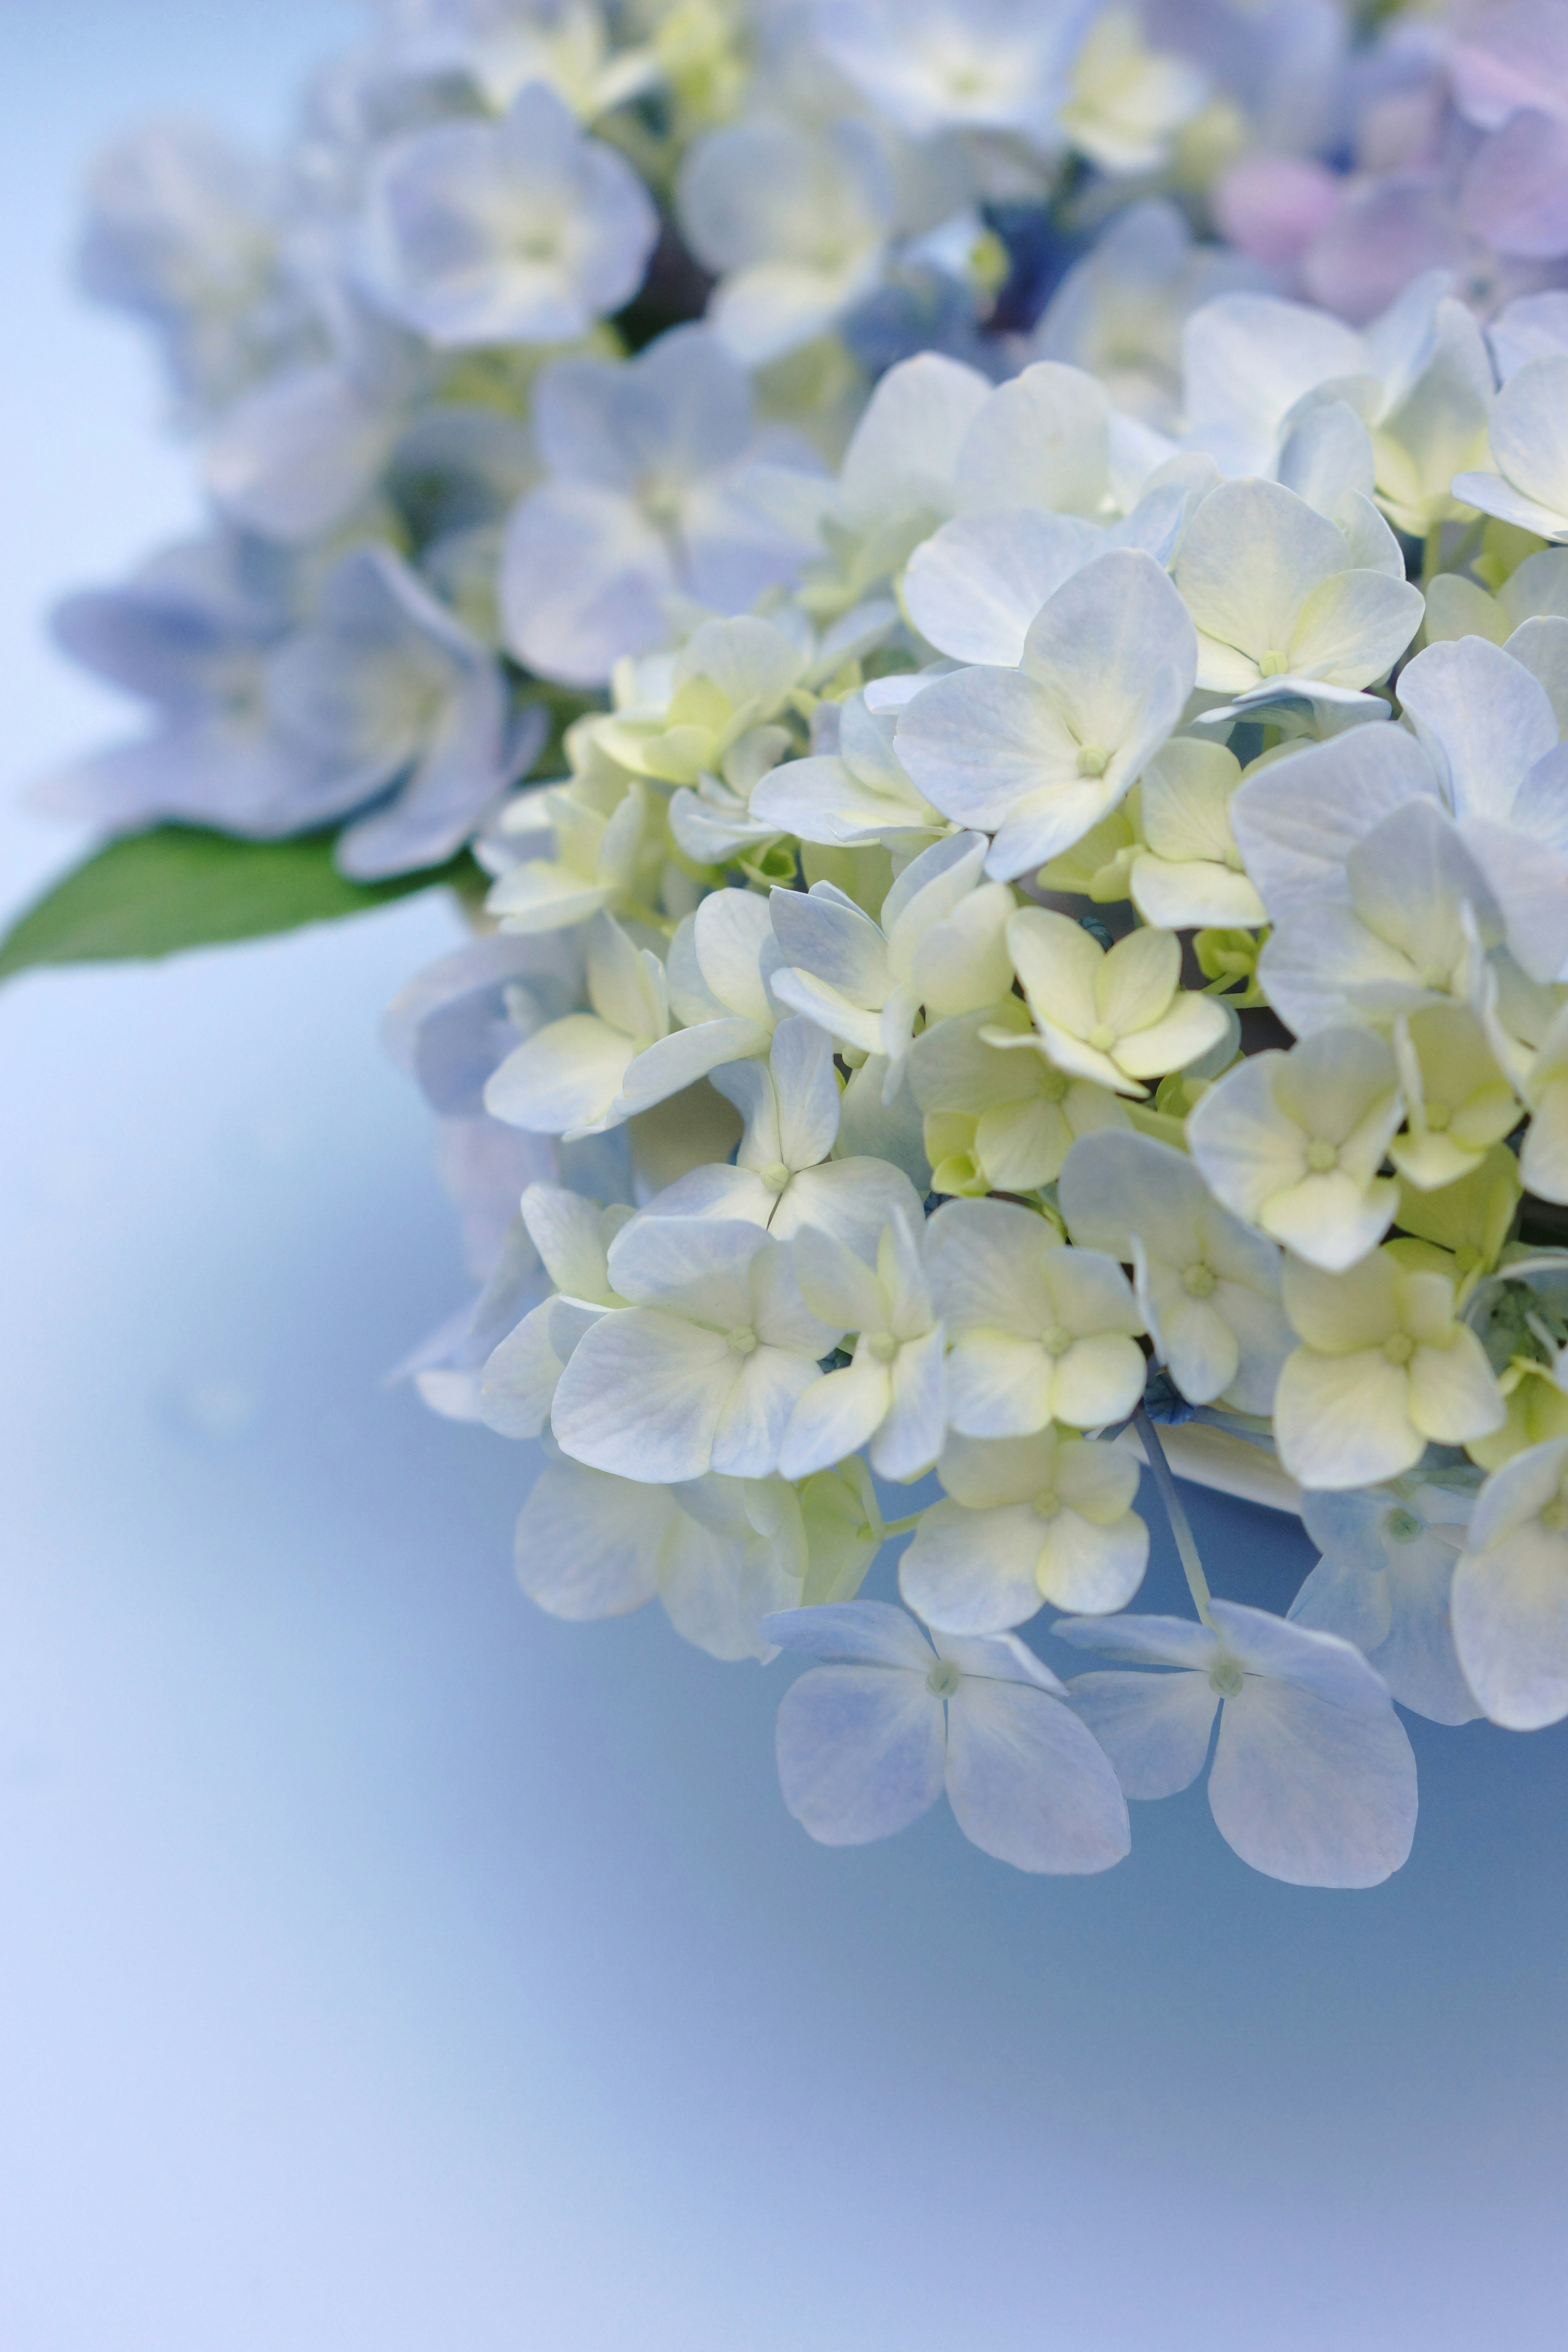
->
{"left": 0, "top": 825, "right": 482, "bottom": 984}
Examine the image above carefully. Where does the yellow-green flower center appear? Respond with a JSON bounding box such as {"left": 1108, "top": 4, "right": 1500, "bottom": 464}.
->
{"left": 1183, "top": 1263, "right": 1218, "bottom": 1298}
{"left": 1383, "top": 1332, "right": 1416, "bottom": 1367}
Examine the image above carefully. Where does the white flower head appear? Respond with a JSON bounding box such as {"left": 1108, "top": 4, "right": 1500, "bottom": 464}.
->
{"left": 900, "top": 1427, "right": 1148, "bottom": 1635}
{"left": 894, "top": 549, "right": 1198, "bottom": 880}
{"left": 996, "top": 907, "right": 1231, "bottom": 1099}
{"left": 1186, "top": 1027, "right": 1405, "bottom": 1273}
{"left": 551, "top": 1213, "right": 844, "bottom": 1483}
{"left": 780, "top": 1210, "right": 947, "bottom": 1482}
{"left": 1274, "top": 1249, "right": 1505, "bottom": 1490}
{"left": 926, "top": 1196, "right": 1147, "bottom": 1439}
{"left": 1059, "top": 1130, "right": 1291, "bottom": 1414}
{"left": 764, "top": 1601, "right": 1131, "bottom": 1874}
{"left": 1452, "top": 1436, "right": 1568, "bottom": 1730}
{"left": 1060, "top": 1601, "right": 1419, "bottom": 1889}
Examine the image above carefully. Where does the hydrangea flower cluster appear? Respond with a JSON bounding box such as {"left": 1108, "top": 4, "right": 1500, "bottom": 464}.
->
{"left": 26, "top": 0, "right": 1568, "bottom": 1891}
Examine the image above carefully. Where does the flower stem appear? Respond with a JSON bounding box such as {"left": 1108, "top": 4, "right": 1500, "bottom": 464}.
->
{"left": 1134, "top": 1404, "right": 1214, "bottom": 1626}
{"left": 880, "top": 1512, "right": 926, "bottom": 1539}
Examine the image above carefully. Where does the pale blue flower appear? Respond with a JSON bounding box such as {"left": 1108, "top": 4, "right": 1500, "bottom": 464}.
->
{"left": 1289, "top": 1481, "right": 1483, "bottom": 1726}
{"left": 358, "top": 80, "right": 659, "bottom": 347}
{"left": 764, "top": 1600, "right": 1131, "bottom": 1873}
{"left": 501, "top": 325, "right": 827, "bottom": 685}
{"left": 263, "top": 543, "right": 547, "bottom": 876}
{"left": 78, "top": 120, "right": 312, "bottom": 412}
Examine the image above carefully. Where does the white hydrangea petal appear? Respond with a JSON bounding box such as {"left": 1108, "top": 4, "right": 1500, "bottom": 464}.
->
{"left": 778, "top": 1361, "right": 893, "bottom": 1482}
{"left": 835, "top": 350, "right": 992, "bottom": 532}
{"left": 769, "top": 883, "right": 891, "bottom": 1004}
{"left": 480, "top": 1300, "right": 563, "bottom": 1439}
{"left": 899, "top": 1500, "right": 1048, "bottom": 1634}
{"left": 615, "top": 1019, "right": 774, "bottom": 1116}
{"left": 711, "top": 1344, "right": 821, "bottom": 1478}
{"left": 637, "top": 1161, "right": 776, "bottom": 1230}
{"left": 1274, "top": 1347, "right": 1423, "bottom": 1489}
{"left": 1209, "top": 1278, "right": 1293, "bottom": 1414}
{"left": 894, "top": 666, "right": 1079, "bottom": 833}
{"left": 1054, "top": 1611, "right": 1220, "bottom": 1667}
{"left": 1405, "top": 1332, "right": 1506, "bottom": 1447}
{"left": 763, "top": 1599, "right": 936, "bottom": 1669}
{"left": 1022, "top": 547, "right": 1198, "bottom": 717}
{"left": 1036, "top": 1505, "right": 1149, "bottom": 1615}
{"left": 1065, "top": 1669, "right": 1218, "bottom": 1797}
{"left": 1174, "top": 479, "right": 1348, "bottom": 662}
{"left": 773, "top": 1158, "right": 924, "bottom": 1261}
{"left": 943, "top": 1679, "right": 1131, "bottom": 1874}
{"left": 1156, "top": 1289, "right": 1242, "bottom": 1407}
{"left": 1180, "top": 295, "right": 1365, "bottom": 476}
{"left": 1488, "top": 356, "right": 1568, "bottom": 518}
{"left": 947, "top": 1330, "right": 1059, "bottom": 1437}
{"left": 1109, "top": 992, "right": 1230, "bottom": 1079}
{"left": 1229, "top": 725, "right": 1440, "bottom": 921}
{"left": 791, "top": 1221, "right": 888, "bottom": 1334}
{"left": 606, "top": 1211, "right": 768, "bottom": 1318}
{"left": 520, "top": 1183, "right": 621, "bottom": 1300}
{"left": 485, "top": 1014, "right": 637, "bottom": 1136}
{"left": 550, "top": 1307, "right": 737, "bottom": 1481}
{"left": 1454, "top": 1521, "right": 1568, "bottom": 1732}
{"left": 766, "top": 1016, "right": 842, "bottom": 1169}
{"left": 954, "top": 361, "right": 1110, "bottom": 516}
{"left": 1129, "top": 855, "right": 1266, "bottom": 930}
{"left": 925, "top": 1196, "right": 1065, "bottom": 1338}
{"left": 1207, "top": 1673, "right": 1418, "bottom": 1889}
{"left": 1048, "top": 1331, "right": 1149, "bottom": 1429}
{"left": 695, "top": 886, "right": 780, "bottom": 1023}
{"left": 774, "top": 1664, "right": 946, "bottom": 1846}
{"left": 875, "top": 1323, "right": 948, "bottom": 1480}
{"left": 660, "top": 1509, "right": 795, "bottom": 1666}
{"left": 514, "top": 1461, "right": 675, "bottom": 1619}
{"left": 1396, "top": 636, "right": 1558, "bottom": 821}
{"left": 902, "top": 510, "right": 1101, "bottom": 665}
{"left": 1007, "top": 907, "right": 1103, "bottom": 1039}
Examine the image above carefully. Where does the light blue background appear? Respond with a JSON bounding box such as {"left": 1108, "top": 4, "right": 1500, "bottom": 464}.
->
{"left": 1, "top": 7, "right": 1566, "bottom": 2345}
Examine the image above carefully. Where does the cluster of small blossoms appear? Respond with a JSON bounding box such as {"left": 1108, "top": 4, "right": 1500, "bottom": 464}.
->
{"left": 36, "top": 2, "right": 1568, "bottom": 1889}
